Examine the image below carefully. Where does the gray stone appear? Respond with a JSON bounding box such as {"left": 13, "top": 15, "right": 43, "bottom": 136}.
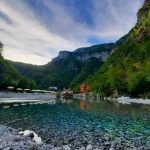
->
{"left": 86, "top": 144, "right": 93, "bottom": 150}
{"left": 63, "top": 145, "right": 71, "bottom": 150}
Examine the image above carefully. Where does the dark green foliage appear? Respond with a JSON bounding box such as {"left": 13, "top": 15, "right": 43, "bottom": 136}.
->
{"left": 70, "top": 58, "right": 102, "bottom": 92}
{"left": 0, "top": 42, "right": 21, "bottom": 89}
{"left": 29, "top": 80, "right": 37, "bottom": 90}
{"left": 18, "top": 77, "right": 29, "bottom": 89}
{"left": 0, "top": 59, "right": 21, "bottom": 89}
{"left": 39, "top": 57, "right": 82, "bottom": 89}
{"left": 10, "top": 61, "right": 45, "bottom": 86}
{"left": 0, "top": 41, "right": 3, "bottom": 57}
{"left": 18, "top": 77, "right": 37, "bottom": 89}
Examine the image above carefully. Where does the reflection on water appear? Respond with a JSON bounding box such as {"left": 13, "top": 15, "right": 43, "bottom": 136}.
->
{"left": 61, "top": 98, "right": 150, "bottom": 116}
{"left": 61, "top": 98, "right": 73, "bottom": 104}
{"left": 0, "top": 98, "right": 150, "bottom": 149}
{"left": 80, "top": 100, "right": 87, "bottom": 110}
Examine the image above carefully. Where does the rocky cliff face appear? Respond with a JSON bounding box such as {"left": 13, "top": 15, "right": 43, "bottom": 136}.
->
{"left": 137, "top": 0, "right": 150, "bottom": 23}
{"left": 52, "top": 43, "right": 113, "bottom": 63}
{"left": 53, "top": 51, "right": 72, "bottom": 61}
{"left": 133, "top": 0, "right": 150, "bottom": 41}
{"left": 75, "top": 51, "right": 110, "bottom": 62}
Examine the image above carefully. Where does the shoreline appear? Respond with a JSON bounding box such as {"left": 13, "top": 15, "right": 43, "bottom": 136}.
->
{"left": 117, "top": 97, "right": 150, "bottom": 105}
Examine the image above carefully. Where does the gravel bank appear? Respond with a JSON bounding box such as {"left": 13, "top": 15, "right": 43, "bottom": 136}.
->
{"left": 0, "top": 125, "right": 60, "bottom": 150}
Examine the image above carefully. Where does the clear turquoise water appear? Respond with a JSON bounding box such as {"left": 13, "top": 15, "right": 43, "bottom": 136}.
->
{"left": 0, "top": 99, "right": 150, "bottom": 149}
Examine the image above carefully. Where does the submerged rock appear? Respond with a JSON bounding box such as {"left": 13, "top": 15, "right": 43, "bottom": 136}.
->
{"left": 0, "top": 125, "right": 38, "bottom": 149}
{"left": 19, "top": 130, "right": 42, "bottom": 144}
{"left": 86, "top": 144, "right": 93, "bottom": 150}
{"left": 63, "top": 145, "right": 71, "bottom": 150}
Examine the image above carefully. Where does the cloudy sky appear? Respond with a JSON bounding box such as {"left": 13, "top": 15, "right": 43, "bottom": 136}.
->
{"left": 0, "top": 0, "right": 144, "bottom": 65}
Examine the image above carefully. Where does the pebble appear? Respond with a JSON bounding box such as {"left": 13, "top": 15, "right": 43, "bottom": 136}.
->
{"left": 104, "top": 141, "right": 111, "bottom": 146}
{"left": 109, "top": 148, "right": 115, "bottom": 150}
{"left": 63, "top": 145, "right": 71, "bottom": 150}
{"left": 86, "top": 144, "right": 93, "bottom": 150}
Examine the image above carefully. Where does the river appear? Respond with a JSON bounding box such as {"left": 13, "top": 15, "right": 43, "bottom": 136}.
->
{"left": 0, "top": 97, "right": 149, "bottom": 149}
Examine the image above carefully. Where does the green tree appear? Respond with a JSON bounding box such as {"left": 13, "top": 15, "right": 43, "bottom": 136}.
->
{"left": 0, "top": 41, "right": 4, "bottom": 57}
{"left": 111, "top": 76, "right": 128, "bottom": 93}
{"left": 18, "top": 77, "right": 29, "bottom": 89}
{"left": 0, "top": 58, "right": 21, "bottom": 90}
{"left": 29, "top": 80, "right": 37, "bottom": 90}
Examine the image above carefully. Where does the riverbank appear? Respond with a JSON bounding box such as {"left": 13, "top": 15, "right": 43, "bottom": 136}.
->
{"left": 117, "top": 97, "right": 150, "bottom": 105}
{"left": 0, "top": 92, "right": 56, "bottom": 100}
{"left": 74, "top": 93, "right": 150, "bottom": 105}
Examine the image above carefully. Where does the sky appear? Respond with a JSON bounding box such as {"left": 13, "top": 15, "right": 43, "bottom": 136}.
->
{"left": 0, "top": 0, "right": 144, "bottom": 65}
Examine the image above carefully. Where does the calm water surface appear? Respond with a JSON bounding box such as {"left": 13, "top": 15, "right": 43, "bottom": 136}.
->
{"left": 0, "top": 98, "right": 150, "bottom": 149}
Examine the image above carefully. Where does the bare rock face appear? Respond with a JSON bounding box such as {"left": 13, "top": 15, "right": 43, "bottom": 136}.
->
{"left": 137, "top": 0, "right": 150, "bottom": 23}
{"left": 133, "top": 0, "right": 150, "bottom": 41}
{"left": 52, "top": 44, "right": 113, "bottom": 63}
{"left": 55, "top": 51, "right": 71, "bottom": 59}
{"left": 76, "top": 51, "right": 110, "bottom": 62}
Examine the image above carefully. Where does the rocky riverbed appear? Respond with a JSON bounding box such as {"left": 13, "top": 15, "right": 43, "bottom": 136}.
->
{"left": 0, "top": 125, "right": 74, "bottom": 150}
{"left": 0, "top": 125, "right": 115, "bottom": 150}
{"left": 0, "top": 125, "right": 39, "bottom": 150}
{"left": 1, "top": 123, "right": 150, "bottom": 150}
{"left": 0, "top": 99, "right": 150, "bottom": 150}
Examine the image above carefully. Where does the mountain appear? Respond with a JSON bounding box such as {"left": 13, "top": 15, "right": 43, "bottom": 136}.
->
{"left": 11, "top": 43, "right": 114, "bottom": 90}
{"left": 3, "top": 0, "right": 149, "bottom": 95}
{"left": 84, "top": 0, "right": 150, "bottom": 97}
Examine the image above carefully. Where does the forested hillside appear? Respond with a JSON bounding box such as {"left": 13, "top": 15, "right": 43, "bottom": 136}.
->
{"left": 83, "top": 0, "right": 150, "bottom": 97}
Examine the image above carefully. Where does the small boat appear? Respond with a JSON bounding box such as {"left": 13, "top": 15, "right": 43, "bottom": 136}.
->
{"left": 61, "top": 89, "right": 73, "bottom": 99}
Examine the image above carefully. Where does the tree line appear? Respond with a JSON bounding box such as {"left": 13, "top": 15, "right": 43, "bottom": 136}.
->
{"left": 0, "top": 41, "right": 37, "bottom": 90}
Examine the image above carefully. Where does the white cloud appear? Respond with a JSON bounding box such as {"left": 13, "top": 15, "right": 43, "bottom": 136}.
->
{"left": 91, "top": 0, "right": 143, "bottom": 38}
{"left": 0, "top": 0, "right": 86, "bottom": 65}
{"left": 0, "top": 0, "right": 144, "bottom": 65}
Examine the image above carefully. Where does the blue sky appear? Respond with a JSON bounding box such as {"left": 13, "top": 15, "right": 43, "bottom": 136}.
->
{"left": 0, "top": 0, "right": 144, "bottom": 65}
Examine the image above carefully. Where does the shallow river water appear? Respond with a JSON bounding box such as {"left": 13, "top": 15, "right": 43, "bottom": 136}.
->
{"left": 0, "top": 98, "right": 150, "bottom": 149}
